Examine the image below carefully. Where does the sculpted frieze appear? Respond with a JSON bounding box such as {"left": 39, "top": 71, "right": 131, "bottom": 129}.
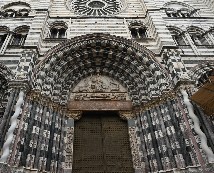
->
{"left": 69, "top": 75, "right": 130, "bottom": 101}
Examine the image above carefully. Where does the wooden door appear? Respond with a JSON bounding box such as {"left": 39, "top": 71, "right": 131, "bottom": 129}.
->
{"left": 72, "top": 111, "right": 134, "bottom": 173}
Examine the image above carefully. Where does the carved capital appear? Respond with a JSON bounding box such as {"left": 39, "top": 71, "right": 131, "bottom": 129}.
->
{"left": 8, "top": 80, "right": 31, "bottom": 91}
{"left": 119, "top": 111, "right": 134, "bottom": 120}
{"left": 175, "top": 74, "right": 195, "bottom": 89}
{"left": 139, "top": 90, "right": 177, "bottom": 112}
{"left": 67, "top": 111, "right": 82, "bottom": 120}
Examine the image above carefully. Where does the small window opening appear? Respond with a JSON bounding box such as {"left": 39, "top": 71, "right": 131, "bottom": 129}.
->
{"left": 130, "top": 28, "right": 138, "bottom": 38}
{"left": 58, "top": 28, "right": 66, "bottom": 38}
{"left": 0, "top": 34, "right": 7, "bottom": 46}
{"left": 138, "top": 28, "right": 147, "bottom": 38}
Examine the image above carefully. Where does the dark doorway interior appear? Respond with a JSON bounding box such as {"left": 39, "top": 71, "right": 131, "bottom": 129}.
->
{"left": 72, "top": 111, "right": 134, "bottom": 173}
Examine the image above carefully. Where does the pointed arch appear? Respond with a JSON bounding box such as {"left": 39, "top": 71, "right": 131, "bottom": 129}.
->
{"left": 187, "top": 26, "right": 210, "bottom": 45}
{"left": 188, "top": 62, "right": 214, "bottom": 86}
{"left": 187, "top": 26, "right": 205, "bottom": 35}
{"left": 167, "top": 26, "right": 187, "bottom": 45}
{"left": 34, "top": 33, "right": 172, "bottom": 106}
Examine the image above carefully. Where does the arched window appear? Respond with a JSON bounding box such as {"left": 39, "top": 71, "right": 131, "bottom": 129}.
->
{"left": 129, "top": 21, "right": 147, "bottom": 40}
{"left": 9, "top": 26, "right": 29, "bottom": 46}
{"left": 187, "top": 27, "right": 210, "bottom": 46}
{"left": 130, "top": 28, "right": 138, "bottom": 38}
{"left": 49, "top": 22, "right": 67, "bottom": 39}
{"left": 3, "top": 9, "right": 16, "bottom": 18}
{"left": 179, "top": 8, "right": 191, "bottom": 17}
{"left": 1, "top": 2, "right": 30, "bottom": 18}
{"left": 0, "top": 27, "right": 9, "bottom": 48}
{"left": 164, "top": 2, "right": 199, "bottom": 18}
{"left": 16, "top": 9, "right": 29, "bottom": 17}
{"left": 166, "top": 8, "right": 178, "bottom": 17}
{"left": 168, "top": 27, "right": 187, "bottom": 45}
{"left": 58, "top": 28, "right": 67, "bottom": 38}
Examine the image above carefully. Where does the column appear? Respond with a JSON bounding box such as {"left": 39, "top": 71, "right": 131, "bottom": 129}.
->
{"left": 0, "top": 32, "right": 12, "bottom": 55}
{"left": 175, "top": 86, "right": 214, "bottom": 172}
{"left": 206, "top": 32, "right": 214, "bottom": 45}
{"left": 180, "top": 88, "right": 214, "bottom": 163}
{"left": 0, "top": 87, "right": 26, "bottom": 162}
{"left": 64, "top": 117, "right": 74, "bottom": 173}
{"left": 57, "top": 110, "right": 67, "bottom": 172}
{"left": 0, "top": 89, "right": 18, "bottom": 148}
{"left": 184, "top": 31, "right": 200, "bottom": 55}
{"left": 127, "top": 117, "right": 145, "bottom": 173}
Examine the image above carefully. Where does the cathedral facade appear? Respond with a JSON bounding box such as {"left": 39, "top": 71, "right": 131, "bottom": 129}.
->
{"left": 0, "top": 0, "right": 214, "bottom": 172}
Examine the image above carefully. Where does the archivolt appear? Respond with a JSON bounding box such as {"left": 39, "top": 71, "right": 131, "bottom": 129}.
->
{"left": 188, "top": 61, "right": 214, "bottom": 86}
{"left": 34, "top": 33, "right": 171, "bottom": 105}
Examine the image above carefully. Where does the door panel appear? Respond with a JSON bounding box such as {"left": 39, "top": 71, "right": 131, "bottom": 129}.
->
{"left": 102, "top": 115, "right": 134, "bottom": 173}
{"left": 72, "top": 111, "right": 134, "bottom": 173}
{"left": 73, "top": 114, "right": 105, "bottom": 173}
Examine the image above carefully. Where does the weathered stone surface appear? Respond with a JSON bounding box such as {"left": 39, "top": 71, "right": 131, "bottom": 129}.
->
{"left": 68, "top": 100, "right": 133, "bottom": 111}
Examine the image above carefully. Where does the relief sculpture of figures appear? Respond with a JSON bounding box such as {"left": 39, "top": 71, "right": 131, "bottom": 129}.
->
{"left": 70, "top": 75, "right": 129, "bottom": 101}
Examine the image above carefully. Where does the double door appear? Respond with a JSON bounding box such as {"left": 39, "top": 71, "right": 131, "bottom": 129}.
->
{"left": 72, "top": 111, "right": 134, "bottom": 173}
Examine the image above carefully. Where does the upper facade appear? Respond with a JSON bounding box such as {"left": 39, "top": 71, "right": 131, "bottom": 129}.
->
{"left": 0, "top": 0, "right": 213, "bottom": 72}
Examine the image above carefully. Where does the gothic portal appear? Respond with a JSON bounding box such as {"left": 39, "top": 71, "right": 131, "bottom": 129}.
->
{"left": 0, "top": 0, "right": 214, "bottom": 173}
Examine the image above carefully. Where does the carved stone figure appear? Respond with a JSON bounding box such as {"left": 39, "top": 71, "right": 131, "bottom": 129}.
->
{"left": 70, "top": 75, "right": 130, "bottom": 101}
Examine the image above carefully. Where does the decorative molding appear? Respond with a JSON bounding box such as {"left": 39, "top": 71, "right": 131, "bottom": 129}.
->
{"left": 128, "top": 20, "right": 146, "bottom": 29}
{"left": 27, "top": 90, "right": 66, "bottom": 110}
{"left": 65, "top": 127, "right": 74, "bottom": 169}
{"left": 37, "top": 33, "right": 156, "bottom": 70}
{"left": 34, "top": 33, "right": 170, "bottom": 105}
{"left": 139, "top": 90, "right": 177, "bottom": 112}
{"left": 129, "top": 126, "right": 145, "bottom": 171}
{"left": 8, "top": 80, "right": 31, "bottom": 91}
{"left": 27, "top": 89, "right": 183, "bottom": 118}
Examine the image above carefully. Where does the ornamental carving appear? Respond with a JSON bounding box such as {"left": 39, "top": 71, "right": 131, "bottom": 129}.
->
{"left": 129, "top": 127, "right": 145, "bottom": 171}
{"left": 65, "top": 127, "right": 74, "bottom": 169}
{"left": 70, "top": 75, "right": 130, "bottom": 101}
{"left": 70, "top": 0, "right": 123, "bottom": 16}
{"left": 67, "top": 111, "right": 82, "bottom": 120}
{"left": 119, "top": 111, "right": 134, "bottom": 120}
